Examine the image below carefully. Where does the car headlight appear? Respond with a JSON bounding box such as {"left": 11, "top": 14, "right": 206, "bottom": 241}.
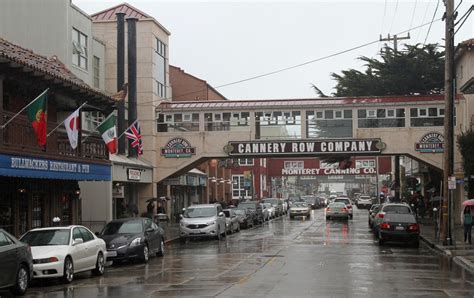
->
{"left": 130, "top": 237, "right": 142, "bottom": 247}
{"left": 206, "top": 221, "right": 216, "bottom": 225}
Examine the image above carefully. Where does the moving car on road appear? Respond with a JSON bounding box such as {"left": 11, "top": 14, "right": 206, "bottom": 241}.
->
{"left": 21, "top": 225, "right": 106, "bottom": 284}
{"left": 289, "top": 202, "right": 311, "bottom": 219}
{"left": 357, "top": 195, "right": 372, "bottom": 209}
{"left": 179, "top": 204, "right": 227, "bottom": 241}
{"left": 334, "top": 197, "right": 354, "bottom": 219}
{"left": 99, "top": 217, "right": 165, "bottom": 264}
{"left": 377, "top": 213, "right": 420, "bottom": 247}
{"left": 301, "top": 195, "right": 318, "bottom": 209}
{"left": 325, "top": 202, "right": 350, "bottom": 220}
{"left": 0, "top": 229, "right": 33, "bottom": 296}
{"left": 223, "top": 209, "right": 240, "bottom": 234}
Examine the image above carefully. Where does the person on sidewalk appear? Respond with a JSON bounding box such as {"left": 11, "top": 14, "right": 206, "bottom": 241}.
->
{"left": 461, "top": 206, "right": 473, "bottom": 244}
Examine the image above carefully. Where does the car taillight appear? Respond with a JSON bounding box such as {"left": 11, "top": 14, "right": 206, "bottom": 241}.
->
{"left": 408, "top": 224, "right": 419, "bottom": 231}
{"left": 342, "top": 208, "right": 348, "bottom": 212}
{"left": 380, "top": 223, "right": 391, "bottom": 230}
{"left": 326, "top": 208, "right": 331, "bottom": 212}
{"left": 378, "top": 213, "right": 384, "bottom": 219}
{"left": 346, "top": 205, "right": 352, "bottom": 209}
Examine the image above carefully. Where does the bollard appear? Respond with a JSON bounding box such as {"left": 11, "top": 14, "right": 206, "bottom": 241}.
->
{"left": 433, "top": 207, "right": 439, "bottom": 240}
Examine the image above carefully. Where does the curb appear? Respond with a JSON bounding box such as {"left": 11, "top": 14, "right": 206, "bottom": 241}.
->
{"left": 419, "top": 234, "right": 452, "bottom": 257}
{"left": 453, "top": 256, "right": 474, "bottom": 273}
{"left": 165, "top": 236, "right": 180, "bottom": 244}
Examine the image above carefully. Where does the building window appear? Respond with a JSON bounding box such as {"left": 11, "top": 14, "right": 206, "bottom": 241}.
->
{"left": 93, "top": 56, "right": 100, "bottom": 88}
{"left": 83, "top": 111, "right": 105, "bottom": 132}
{"left": 358, "top": 108, "right": 405, "bottom": 128}
{"left": 154, "top": 37, "right": 166, "bottom": 98}
{"left": 232, "top": 175, "right": 250, "bottom": 199}
{"left": 72, "top": 28, "right": 88, "bottom": 70}
{"left": 410, "top": 107, "right": 446, "bottom": 127}
{"left": 239, "top": 158, "right": 254, "bottom": 166}
{"left": 307, "top": 109, "right": 353, "bottom": 138}
{"left": 355, "top": 160, "right": 375, "bottom": 168}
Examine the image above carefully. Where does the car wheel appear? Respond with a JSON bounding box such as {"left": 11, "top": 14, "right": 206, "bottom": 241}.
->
{"left": 92, "top": 252, "right": 105, "bottom": 276}
{"left": 62, "top": 257, "right": 74, "bottom": 284}
{"left": 141, "top": 244, "right": 149, "bottom": 263}
{"left": 11, "top": 264, "right": 29, "bottom": 296}
{"left": 157, "top": 238, "right": 165, "bottom": 257}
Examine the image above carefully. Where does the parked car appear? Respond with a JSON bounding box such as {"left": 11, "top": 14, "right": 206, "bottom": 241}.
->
{"left": 372, "top": 203, "right": 414, "bottom": 236}
{"left": 261, "top": 198, "right": 283, "bottom": 216}
{"left": 223, "top": 209, "right": 240, "bottom": 234}
{"left": 99, "top": 217, "right": 165, "bottom": 264}
{"left": 334, "top": 197, "right": 353, "bottom": 219}
{"left": 357, "top": 195, "right": 372, "bottom": 209}
{"left": 301, "top": 195, "right": 318, "bottom": 209}
{"left": 368, "top": 204, "right": 381, "bottom": 228}
{"left": 262, "top": 203, "right": 275, "bottom": 219}
{"left": 20, "top": 225, "right": 106, "bottom": 283}
{"left": 233, "top": 209, "right": 254, "bottom": 229}
{"left": 238, "top": 201, "right": 264, "bottom": 224}
{"left": 289, "top": 202, "right": 311, "bottom": 219}
{"left": 325, "top": 202, "right": 350, "bottom": 220}
{"left": 179, "top": 204, "right": 227, "bottom": 241}
{"left": 0, "top": 229, "right": 33, "bottom": 296}
{"left": 377, "top": 213, "right": 420, "bottom": 247}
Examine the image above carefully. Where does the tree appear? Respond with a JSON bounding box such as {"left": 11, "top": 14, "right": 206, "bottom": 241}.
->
{"left": 458, "top": 130, "right": 474, "bottom": 199}
{"left": 321, "top": 44, "right": 445, "bottom": 97}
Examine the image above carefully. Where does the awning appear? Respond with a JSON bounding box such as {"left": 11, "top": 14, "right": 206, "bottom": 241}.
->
{"left": 0, "top": 154, "right": 111, "bottom": 181}
{"left": 109, "top": 154, "right": 153, "bottom": 169}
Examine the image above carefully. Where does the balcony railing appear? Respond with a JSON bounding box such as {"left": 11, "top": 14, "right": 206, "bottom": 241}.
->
{"left": 2, "top": 111, "right": 108, "bottom": 161}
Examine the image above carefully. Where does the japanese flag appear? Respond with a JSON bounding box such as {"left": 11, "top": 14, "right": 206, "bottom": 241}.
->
{"left": 64, "top": 108, "right": 80, "bottom": 149}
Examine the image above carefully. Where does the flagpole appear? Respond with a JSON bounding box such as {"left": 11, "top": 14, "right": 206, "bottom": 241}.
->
{"left": 118, "top": 119, "right": 137, "bottom": 140}
{"left": 47, "top": 102, "right": 88, "bottom": 137}
{"left": 1, "top": 88, "right": 49, "bottom": 129}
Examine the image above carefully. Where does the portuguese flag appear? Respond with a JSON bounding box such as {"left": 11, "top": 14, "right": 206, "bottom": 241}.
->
{"left": 97, "top": 113, "right": 117, "bottom": 154}
{"left": 26, "top": 89, "right": 48, "bottom": 147}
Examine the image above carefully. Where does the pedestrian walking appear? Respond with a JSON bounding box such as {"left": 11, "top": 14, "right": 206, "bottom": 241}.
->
{"left": 462, "top": 206, "right": 472, "bottom": 244}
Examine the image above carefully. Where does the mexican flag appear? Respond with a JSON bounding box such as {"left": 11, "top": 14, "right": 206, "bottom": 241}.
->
{"left": 26, "top": 89, "right": 48, "bottom": 147}
{"left": 97, "top": 113, "right": 117, "bottom": 154}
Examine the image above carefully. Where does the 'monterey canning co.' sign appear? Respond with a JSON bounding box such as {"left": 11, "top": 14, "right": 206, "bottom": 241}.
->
{"left": 161, "top": 137, "right": 196, "bottom": 158}
{"left": 415, "top": 132, "right": 444, "bottom": 153}
{"left": 224, "top": 139, "right": 382, "bottom": 156}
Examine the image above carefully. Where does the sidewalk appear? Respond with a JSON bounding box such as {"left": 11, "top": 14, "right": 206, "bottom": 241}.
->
{"left": 418, "top": 217, "right": 474, "bottom": 272}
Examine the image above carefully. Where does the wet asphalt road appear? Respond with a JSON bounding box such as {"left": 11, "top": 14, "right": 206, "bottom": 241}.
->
{"left": 11, "top": 208, "right": 474, "bottom": 297}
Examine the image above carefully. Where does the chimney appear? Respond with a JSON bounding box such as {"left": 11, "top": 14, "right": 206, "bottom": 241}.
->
{"left": 127, "top": 17, "right": 138, "bottom": 157}
{"left": 116, "top": 12, "right": 126, "bottom": 155}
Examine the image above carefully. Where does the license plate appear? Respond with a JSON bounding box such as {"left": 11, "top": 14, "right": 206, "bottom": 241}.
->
{"left": 191, "top": 229, "right": 201, "bottom": 234}
{"left": 395, "top": 226, "right": 405, "bottom": 231}
{"left": 107, "top": 251, "right": 117, "bottom": 257}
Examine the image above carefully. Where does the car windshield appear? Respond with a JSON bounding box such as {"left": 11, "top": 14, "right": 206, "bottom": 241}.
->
{"left": 238, "top": 204, "right": 256, "bottom": 210}
{"left": 263, "top": 203, "right": 272, "bottom": 208}
{"left": 102, "top": 221, "right": 143, "bottom": 235}
{"left": 21, "top": 229, "right": 70, "bottom": 246}
{"left": 263, "top": 199, "right": 278, "bottom": 205}
{"left": 293, "top": 202, "right": 308, "bottom": 207}
{"left": 234, "top": 209, "right": 246, "bottom": 215}
{"left": 383, "top": 205, "right": 412, "bottom": 214}
{"left": 335, "top": 198, "right": 350, "bottom": 204}
{"left": 328, "top": 202, "right": 346, "bottom": 208}
{"left": 185, "top": 207, "right": 216, "bottom": 218}
{"left": 360, "top": 196, "right": 370, "bottom": 200}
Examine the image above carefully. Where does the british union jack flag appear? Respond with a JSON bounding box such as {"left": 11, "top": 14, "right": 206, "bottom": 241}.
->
{"left": 124, "top": 120, "right": 143, "bottom": 155}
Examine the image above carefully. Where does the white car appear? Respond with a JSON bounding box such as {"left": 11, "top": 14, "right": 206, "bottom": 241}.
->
{"left": 20, "top": 225, "right": 106, "bottom": 283}
{"left": 334, "top": 197, "right": 353, "bottom": 219}
{"left": 357, "top": 195, "right": 373, "bottom": 209}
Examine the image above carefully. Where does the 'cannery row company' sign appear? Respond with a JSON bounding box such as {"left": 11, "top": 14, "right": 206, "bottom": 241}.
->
{"left": 224, "top": 139, "right": 383, "bottom": 156}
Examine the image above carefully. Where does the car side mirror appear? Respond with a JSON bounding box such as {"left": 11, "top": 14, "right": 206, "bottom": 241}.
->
{"left": 94, "top": 231, "right": 100, "bottom": 236}
{"left": 73, "top": 238, "right": 83, "bottom": 246}
{"left": 218, "top": 212, "right": 224, "bottom": 217}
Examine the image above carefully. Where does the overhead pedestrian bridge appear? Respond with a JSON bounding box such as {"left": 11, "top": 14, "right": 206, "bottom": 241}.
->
{"left": 155, "top": 94, "right": 464, "bottom": 182}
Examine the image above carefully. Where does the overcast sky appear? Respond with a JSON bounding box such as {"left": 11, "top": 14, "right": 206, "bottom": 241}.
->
{"left": 74, "top": 0, "right": 472, "bottom": 100}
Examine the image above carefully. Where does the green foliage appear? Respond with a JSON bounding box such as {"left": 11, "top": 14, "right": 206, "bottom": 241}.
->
{"left": 330, "top": 44, "right": 444, "bottom": 97}
{"left": 458, "top": 130, "right": 474, "bottom": 197}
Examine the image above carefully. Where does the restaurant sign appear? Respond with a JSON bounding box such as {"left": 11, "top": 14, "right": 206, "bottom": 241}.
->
{"left": 161, "top": 137, "right": 196, "bottom": 158}
{"left": 224, "top": 139, "right": 382, "bottom": 156}
{"left": 415, "top": 132, "right": 444, "bottom": 153}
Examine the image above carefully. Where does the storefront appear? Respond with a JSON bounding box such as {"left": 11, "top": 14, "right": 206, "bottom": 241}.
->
{"left": 0, "top": 154, "right": 111, "bottom": 237}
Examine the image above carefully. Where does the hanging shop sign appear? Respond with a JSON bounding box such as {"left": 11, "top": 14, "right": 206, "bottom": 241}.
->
{"left": 224, "top": 139, "right": 382, "bottom": 156}
{"left": 415, "top": 132, "right": 444, "bottom": 153}
{"left": 161, "top": 137, "right": 196, "bottom": 158}
{"left": 0, "top": 154, "right": 111, "bottom": 181}
{"left": 127, "top": 168, "right": 141, "bottom": 181}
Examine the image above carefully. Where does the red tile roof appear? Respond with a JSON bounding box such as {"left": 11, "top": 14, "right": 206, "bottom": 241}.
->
{"left": 0, "top": 38, "right": 114, "bottom": 101}
{"left": 91, "top": 2, "right": 152, "bottom": 21}
{"left": 91, "top": 2, "right": 171, "bottom": 35}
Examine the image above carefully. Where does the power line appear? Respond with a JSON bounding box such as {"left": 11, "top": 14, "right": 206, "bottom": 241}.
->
{"left": 424, "top": 0, "right": 441, "bottom": 44}
{"left": 389, "top": 0, "right": 399, "bottom": 33}
{"left": 141, "top": 18, "right": 443, "bottom": 107}
{"left": 409, "top": 0, "right": 418, "bottom": 30}
{"left": 416, "top": 1, "right": 432, "bottom": 43}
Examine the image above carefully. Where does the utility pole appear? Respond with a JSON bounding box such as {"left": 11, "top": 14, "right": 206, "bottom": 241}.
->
{"left": 440, "top": 0, "right": 455, "bottom": 246}
{"left": 379, "top": 33, "right": 411, "bottom": 52}
{"left": 380, "top": 33, "right": 410, "bottom": 202}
